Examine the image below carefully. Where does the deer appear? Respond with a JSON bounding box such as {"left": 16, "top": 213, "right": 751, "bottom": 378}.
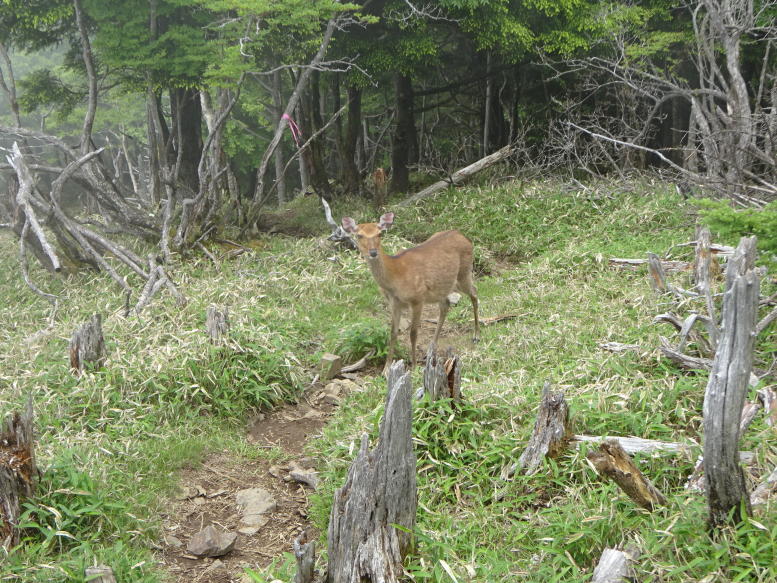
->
{"left": 341, "top": 212, "right": 480, "bottom": 374}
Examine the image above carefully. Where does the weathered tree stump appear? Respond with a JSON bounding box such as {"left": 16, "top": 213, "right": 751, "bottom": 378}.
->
{"left": 591, "top": 547, "right": 640, "bottom": 583}
{"left": 647, "top": 253, "right": 670, "bottom": 294}
{"left": 422, "top": 346, "right": 461, "bottom": 403}
{"left": 294, "top": 531, "right": 316, "bottom": 583}
{"left": 703, "top": 237, "right": 758, "bottom": 529}
{"left": 509, "top": 382, "right": 571, "bottom": 477}
{"left": 205, "top": 305, "right": 230, "bottom": 343}
{"left": 587, "top": 439, "right": 667, "bottom": 510}
{"left": 326, "top": 361, "right": 417, "bottom": 583}
{"left": 69, "top": 313, "right": 106, "bottom": 374}
{"left": 84, "top": 566, "right": 117, "bottom": 583}
{"left": 0, "top": 398, "right": 36, "bottom": 550}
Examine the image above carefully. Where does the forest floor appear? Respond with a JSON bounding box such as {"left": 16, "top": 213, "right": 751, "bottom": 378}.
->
{"left": 157, "top": 305, "right": 473, "bottom": 583}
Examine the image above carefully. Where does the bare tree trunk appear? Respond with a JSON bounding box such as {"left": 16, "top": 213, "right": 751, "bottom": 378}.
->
{"left": 271, "top": 68, "right": 287, "bottom": 204}
{"left": 390, "top": 73, "right": 414, "bottom": 193}
{"left": 704, "top": 237, "right": 758, "bottom": 529}
{"left": 326, "top": 361, "right": 416, "bottom": 583}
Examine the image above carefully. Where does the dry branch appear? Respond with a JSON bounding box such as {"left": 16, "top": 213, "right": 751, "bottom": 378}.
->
{"left": 587, "top": 439, "right": 667, "bottom": 510}
{"left": 398, "top": 144, "right": 514, "bottom": 208}
{"left": 751, "top": 466, "right": 777, "bottom": 508}
{"left": 609, "top": 257, "right": 691, "bottom": 272}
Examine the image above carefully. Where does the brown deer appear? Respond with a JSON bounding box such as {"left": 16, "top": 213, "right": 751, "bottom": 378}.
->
{"left": 372, "top": 167, "right": 387, "bottom": 208}
{"left": 342, "top": 212, "right": 480, "bottom": 373}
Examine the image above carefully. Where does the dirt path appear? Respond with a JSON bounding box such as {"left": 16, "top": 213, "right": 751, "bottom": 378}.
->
{"left": 156, "top": 303, "right": 479, "bottom": 582}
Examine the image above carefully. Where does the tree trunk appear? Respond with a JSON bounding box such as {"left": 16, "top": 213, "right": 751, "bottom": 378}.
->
{"left": 342, "top": 85, "right": 363, "bottom": 195}
{"left": 390, "top": 74, "right": 415, "bottom": 193}
{"left": 326, "top": 361, "right": 417, "bottom": 583}
{"left": 170, "top": 87, "right": 203, "bottom": 194}
{"left": 271, "top": 68, "right": 287, "bottom": 204}
{"left": 704, "top": 237, "right": 758, "bottom": 529}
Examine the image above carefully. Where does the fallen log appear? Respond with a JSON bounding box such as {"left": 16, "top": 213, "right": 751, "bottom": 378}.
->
{"left": 587, "top": 439, "right": 667, "bottom": 510}
{"left": 397, "top": 145, "right": 514, "bottom": 208}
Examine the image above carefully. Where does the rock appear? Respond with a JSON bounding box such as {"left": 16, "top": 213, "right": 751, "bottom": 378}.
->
{"left": 164, "top": 534, "right": 183, "bottom": 548}
{"left": 204, "top": 559, "right": 226, "bottom": 574}
{"left": 320, "top": 353, "right": 342, "bottom": 381}
{"left": 298, "top": 456, "right": 318, "bottom": 469}
{"left": 289, "top": 469, "right": 319, "bottom": 490}
{"left": 186, "top": 524, "right": 237, "bottom": 557}
{"left": 236, "top": 487, "right": 276, "bottom": 530}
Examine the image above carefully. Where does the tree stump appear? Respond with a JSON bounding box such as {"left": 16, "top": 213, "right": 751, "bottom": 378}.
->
{"left": 703, "top": 237, "right": 758, "bottom": 528}
{"left": 510, "top": 382, "right": 571, "bottom": 477}
{"left": 294, "top": 531, "right": 316, "bottom": 583}
{"left": 591, "top": 547, "right": 640, "bottom": 583}
{"left": 0, "top": 398, "right": 36, "bottom": 550}
{"left": 69, "top": 313, "right": 106, "bottom": 374}
{"left": 422, "top": 346, "right": 461, "bottom": 402}
{"left": 647, "top": 253, "right": 670, "bottom": 294}
{"left": 205, "top": 305, "right": 230, "bottom": 343}
{"left": 326, "top": 361, "right": 417, "bottom": 583}
{"left": 694, "top": 226, "right": 719, "bottom": 349}
{"left": 587, "top": 439, "right": 667, "bottom": 510}
{"left": 84, "top": 566, "right": 117, "bottom": 583}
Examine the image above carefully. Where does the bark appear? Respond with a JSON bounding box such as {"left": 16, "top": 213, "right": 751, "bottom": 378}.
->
{"left": 703, "top": 237, "right": 758, "bottom": 529}
{"left": 390, "top": 73, "right": 415, "bottom": 193}
{"left": 0, "top": 398, "right": 36, "bottom": 550}
{"left": 326, "top": 361, "right": 416, "bottom": 583}
{"left": 587, "top": 439, "right": 667, "bottom": 510}
{"left": 170, "top": 87, "right": 203, "bottom": 194}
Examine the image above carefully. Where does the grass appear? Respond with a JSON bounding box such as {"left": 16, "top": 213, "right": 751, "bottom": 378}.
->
{"left": 1, "top": 175, "right": 775, "bottom": 581}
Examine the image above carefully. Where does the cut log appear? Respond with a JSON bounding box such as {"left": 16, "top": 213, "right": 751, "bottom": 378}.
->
{"left": 587, "top": 439, "right": 667, "bottom": 510}
{"left": 69, "top": 313, "right": 106, "bottom": 374}
{"left": 326, "top": 361, "right": 417, "bottom": 583}
{"left": 294, "top": 531, "right": 316, "bottom": 583}
{"left": 422, "top": 346, "right": 461, "bottom": 403}
{"left": 397, "top": 145, "right": 514, "bottom": 208}
{"left": 205, "top": 305, "right": 230, "bottom": 342}
{"left": 509, "top": 382, "right": 571, "bottom": 477}
{"left": 0, "top": 398, "right": 36, "bottom": 550}
{"left": 703, "top": 237, "right": 758, "bottom": 528}
{"left": 84, "top": 566, "right": 117, "bottom": 583}
{"left": 591, "top": 547, "right": 640, "bottom": 583}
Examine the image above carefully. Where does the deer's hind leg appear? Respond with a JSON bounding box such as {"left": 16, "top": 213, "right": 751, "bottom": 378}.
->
{"left": 457, "top": 268, "right": 480, "bottom": 342}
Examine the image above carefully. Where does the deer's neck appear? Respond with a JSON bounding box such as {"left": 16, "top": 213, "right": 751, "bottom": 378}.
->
{"left": 367, "top": 250, "right": 397, "bottom": 292}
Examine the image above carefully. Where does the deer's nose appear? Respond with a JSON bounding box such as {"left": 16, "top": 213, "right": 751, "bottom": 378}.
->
{"left": 369, "top": 249, "right": 378, "bottom": 258}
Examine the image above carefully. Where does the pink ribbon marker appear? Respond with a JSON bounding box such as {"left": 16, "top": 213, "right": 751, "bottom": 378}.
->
{"left": 282, "top": 113, "right": 302, "bottom": 147}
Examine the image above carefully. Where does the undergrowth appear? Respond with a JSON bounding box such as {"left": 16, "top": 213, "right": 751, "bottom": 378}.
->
{"left": 1, "top": 176, "right": 775, "bottom": 581}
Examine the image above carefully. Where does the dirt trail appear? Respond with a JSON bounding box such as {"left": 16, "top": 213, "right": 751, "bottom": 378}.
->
{"left": 156, "top": 304, "right": 478, "bottom": 582}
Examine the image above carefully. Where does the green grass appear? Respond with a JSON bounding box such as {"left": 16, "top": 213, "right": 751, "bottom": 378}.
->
{"left": 1, "top": 176, "right": 775, "bottom": 582}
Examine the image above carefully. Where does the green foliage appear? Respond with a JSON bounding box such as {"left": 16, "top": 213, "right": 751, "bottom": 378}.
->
{"left": 335, "top": 319, "right": 389, "bottom": 363}
{"left": 697, "top": 199, "right": 777, "bottom": 263}
{"left": 18, "top": 68, "right": 81, "bottom": 117}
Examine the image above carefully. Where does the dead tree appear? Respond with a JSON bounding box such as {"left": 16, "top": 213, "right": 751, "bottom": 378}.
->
{"left": 69, "top": 313, "right": 106, "bottom": 374}
{"left": 508, "top": 382, "right": 571, "bottom": 478}
{"left": 326, "top": 361, "right": 417, "bottom": 583}
{"left": 703, "top": 237, "right": 759, "bottom": 529}
{"left": 422, "top": 346, "right": 461, "bottom": 403}
{"left": 587, "top": 439, "right": 667, "bottom": 511}
{"left": 0, "top": 398, "right": 36, "bottom": 550}
{"left": 294, "top": 531, "right": 316, "bottom": 583}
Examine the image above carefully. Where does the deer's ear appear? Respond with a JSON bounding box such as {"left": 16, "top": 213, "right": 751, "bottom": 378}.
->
{"left": 378, "top": 212, "right": 394, "bottom": 231}
{"left": 342, "top": 217, "right": 358, "bottom": 233}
